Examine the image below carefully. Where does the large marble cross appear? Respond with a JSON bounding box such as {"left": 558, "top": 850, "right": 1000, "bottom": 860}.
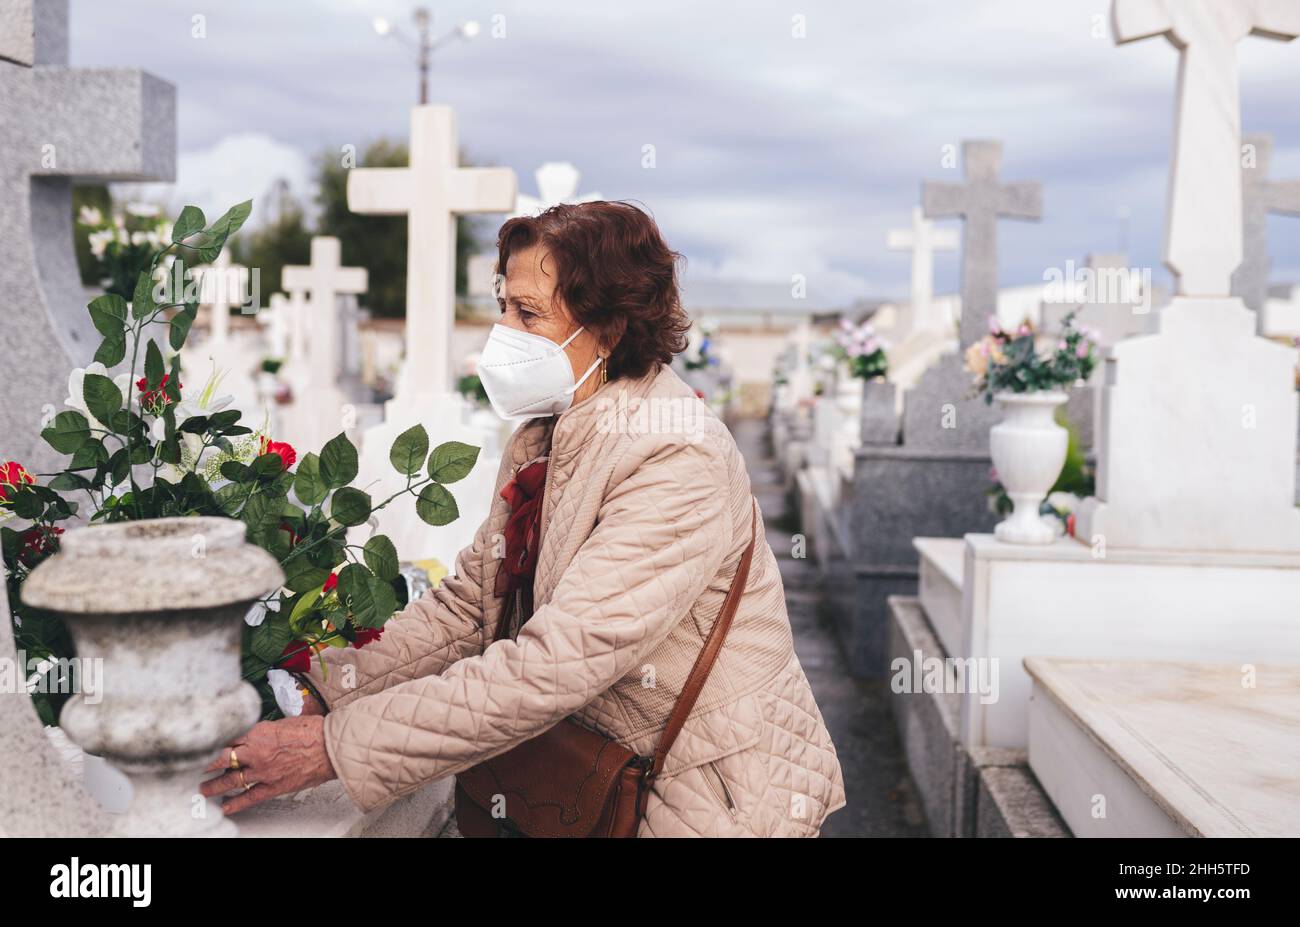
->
{"left": 347, "top": 105, "right": 516, "bottom": 406}
{"left": 1232, "top": 133, "right": 1300, "bottom": 316}
{"left": 1113, "top": 0, "right": 1300, "bottom": 296}
{"left": 923, "top": 140, "right": 1041, "bottom": 348}
{"left": 282, "top": 236, "right": 367, "bottom": 380}
{"left": 887, "top": 206, "right": 957, "bottom": 339}
{"left": 0, "top": 0, "right": 175, "bottom": 472}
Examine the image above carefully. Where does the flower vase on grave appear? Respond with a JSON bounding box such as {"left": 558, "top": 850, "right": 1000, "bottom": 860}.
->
{"left": 989, "top": 391, "right": 1069, "bottom": 545}
{"left": 22, "top": 518, "right": 282, "bottom": 837}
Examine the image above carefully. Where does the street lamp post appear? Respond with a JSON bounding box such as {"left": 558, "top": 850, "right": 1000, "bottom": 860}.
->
{"left": 373, "top": 6, "right": 481, "bottom": 105}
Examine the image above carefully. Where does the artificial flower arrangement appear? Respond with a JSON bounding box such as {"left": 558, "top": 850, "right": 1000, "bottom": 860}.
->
{"left": 832, "top": 318, "right": 888, "bottom": 381}
{"left": 77, "top": 203, "right": 174, "bottom": 302}
{"left": 682, "top": 325, "right": 720, "bottom": 372}
{"left": 2, "top": 200, "right": 476, "bottom": 723}
{"left": 964, "top": 311, "right": 1098, "bottom": 403}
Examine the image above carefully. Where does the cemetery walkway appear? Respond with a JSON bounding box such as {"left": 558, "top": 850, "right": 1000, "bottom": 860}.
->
{"left": 733, "top": 417, "right": 928, "bottom": 838}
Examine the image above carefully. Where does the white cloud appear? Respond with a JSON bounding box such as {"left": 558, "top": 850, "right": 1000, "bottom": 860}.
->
{"left": 112, "top": 133, "right": 313, "bottom": 230}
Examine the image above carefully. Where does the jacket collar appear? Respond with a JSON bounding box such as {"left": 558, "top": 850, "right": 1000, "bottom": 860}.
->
{"left": 547, "top": 364, "right": 668, "bottom": 460}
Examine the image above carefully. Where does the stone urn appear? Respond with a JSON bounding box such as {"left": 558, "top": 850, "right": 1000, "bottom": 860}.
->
{"left": 22, "top": 517, "right": 282, "bottom": 837}
{"left": 989, "top": 391, "right": 1069, "bottom": 545}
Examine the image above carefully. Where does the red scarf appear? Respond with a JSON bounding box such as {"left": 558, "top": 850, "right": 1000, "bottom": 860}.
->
{"left": 494, "top": 458, "right": 548, "bottom": 599}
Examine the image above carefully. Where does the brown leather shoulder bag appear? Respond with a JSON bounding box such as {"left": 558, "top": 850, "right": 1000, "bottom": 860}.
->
{"left": 455, "top": 499, "right": 759, "bottom": 838}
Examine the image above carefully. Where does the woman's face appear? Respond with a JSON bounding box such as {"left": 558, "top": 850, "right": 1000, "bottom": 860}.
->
{"left": 498, "top": 244, "right": 605, "bottom": 403}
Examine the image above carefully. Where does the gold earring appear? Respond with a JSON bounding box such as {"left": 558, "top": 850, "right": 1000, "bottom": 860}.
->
{"left": 601, "top": 356, "right": 608, "bottom": 385}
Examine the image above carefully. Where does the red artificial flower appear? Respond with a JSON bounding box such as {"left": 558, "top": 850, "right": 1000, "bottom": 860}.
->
{"left": 17, "top": 524, "right": 63, "bottom": 568}
{"left": 352, "top": 627, "right": 385, "bottom": 650}
{"left": 278, "top": 641, "right": 312, "bottom": 674}
{"left": 136, "top": 373, "right": 178, "bottom": 415}
{"left": 259, "top": 435, "right": 297, "bottom": 471}
{"left": 694, "top": 389, "right": 705, "bottom": 399}
{"left": 322, "top": 572, "right": 338, "bottom": 594}
{"left": 0, "top": 461, "right": 35, "bottom": 503}
{"left": 1066, "top": 513, "right": 1077, "bottom": 539}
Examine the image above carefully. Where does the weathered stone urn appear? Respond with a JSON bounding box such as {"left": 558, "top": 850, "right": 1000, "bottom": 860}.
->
{"left": 22, "top": 517, "right": 282, "bottom": 837}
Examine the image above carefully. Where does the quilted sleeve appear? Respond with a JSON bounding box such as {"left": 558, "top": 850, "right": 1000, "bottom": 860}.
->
{"left": 320, "top": 434, "right": 734, "bottom": 813}
{"left": 300, "top": 514, "right": 491, "bottom": 713}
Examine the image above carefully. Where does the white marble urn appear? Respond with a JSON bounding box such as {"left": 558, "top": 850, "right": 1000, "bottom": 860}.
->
{"left": 22, "top": 517, "right": 282, "bottom": 837}
{"left": 989, "top": 391, "right": 1069, "bottom": 545}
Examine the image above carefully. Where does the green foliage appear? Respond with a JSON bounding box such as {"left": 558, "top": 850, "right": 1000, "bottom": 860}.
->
{"left": 5, "top": 200, "right": 481, "bottom": 724}
{"left": 969, "top": 311, "right": 1099, "bottom": 403}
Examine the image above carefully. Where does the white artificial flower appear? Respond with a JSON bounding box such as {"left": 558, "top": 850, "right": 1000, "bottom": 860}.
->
{"left": 125, "top": 202, "right": 160, "bottom": 218}
{"left": 1046, "top": 492, "right": 1080, "bottom": 514}
{"left": 171, "top": 364, "right": 237, "bottom": 467}
{"left": 78, "top": 205, "right": 103, "bottom": 226}
{"left": 65, "top": 362, "right": 132, "bottom": 432}
{"left": 130, "top": 231, "right": 148, "bottom": 246}
{"left": 88, "top": 229, "right": 113, "bottom": 258}
{"left": 267, "top": 669, "right": 304, "bottom": 718}
{"left": 244, "top": 597, "right": 281, "bottom": 628}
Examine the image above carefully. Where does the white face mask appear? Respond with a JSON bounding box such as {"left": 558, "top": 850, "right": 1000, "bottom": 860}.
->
{"left": 477, "top": 323, "right": 604, "bottom": 421}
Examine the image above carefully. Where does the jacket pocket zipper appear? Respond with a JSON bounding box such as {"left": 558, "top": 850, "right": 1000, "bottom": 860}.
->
{"left": 705, "top": 761, "right": 738, "bottom": 818}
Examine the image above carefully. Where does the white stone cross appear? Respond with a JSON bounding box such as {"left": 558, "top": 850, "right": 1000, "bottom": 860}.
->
{"left": 1232, "top": 132, "right": 1300, "bottom": 316}
{"left": 923, "top": 140, "right": 1042, "bottom": 348}
{"left": 197, "top": 250, "right": 250, "bottom": 350}
{"left": 1113, "top": 0, "right": 1300, "bottom": 296}
{"left": 887, "top": 206, "right": 958, "bottom": 339}
{"left": 347, "top": 105, "right": 516, "bottom": 405}
{"left": 511, "top": 161, "right": 602, "bottom": 218}
{"left": 282, "top": 237, "right": 368, "bottom": 380}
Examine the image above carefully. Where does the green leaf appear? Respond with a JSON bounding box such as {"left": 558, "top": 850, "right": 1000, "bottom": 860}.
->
{"left": 251, "top": 453, "right": 286, "bottom": 478}
{"left": 329, "top": 486, "right": 371, "bottom": 527}
{"left": 169, "top": 304, "right": 198, "bottom": 351}
{"left": 427, "top": 441, "right": 479, "bottom": 484}
{"left": 209, "top": 199, "right": 253, "bottom": 239}
{"left": 193, "top": 229, "right": 229, "bottom": 265}
{"left": 389, "top": 424, "right": 429, "bottom": 476}
{"left": 41, "top": 410, "right": 90, "bottom": 454}
{"left": 213, "top": 480, "right": 251, "bottom": 516}
{"left": 144, "top": 339, "right": 164, "bottom": 386}
{"left": 68, "top": 438, "right": 107, "bottom": 471}
{"left": 319, "top": 433, "right": 358, "bottom": 488}
{"left": 283, "top": 557, "right": 332, "bottom": 594}
{"left": 220, "top": 461, "right": 252, "bottom": 483}
{"left": 415, "top": 483, "right": 458, "bottom": 526}
{"left": 132, "top": 270, "right": 156, "bottom": 320}
{"left": 13, "top": 489, "right": 42, "bottom": 520}
{"left": 364, "top": 574, "right": 398, "bottom": 629}
{"left": 82, "top": 374, "right": 122, "bottom": 429}
{"left": 363, "top": 534, "right": 400, "bottom": 581}
{"left": 87, "top": 294, "right": 128, "bottom": 336}
{"left": 94, "top": 330, "right": 127, "bottom": 367}
{"left": 172, "top": 205, "right": 206, "bottom": 243}
{"left": 293, "top": 452, "right": 327, "bottom": 505}
{"left": 252, "top": 618, "right": 293, "bottom": 664}
{"left": 337, "top": 563, "right": 376, "bottom": 627}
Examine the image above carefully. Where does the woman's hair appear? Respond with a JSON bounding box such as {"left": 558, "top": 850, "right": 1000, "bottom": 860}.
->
{"left": 495, "top": 200, "right": 690, "bottom": 380}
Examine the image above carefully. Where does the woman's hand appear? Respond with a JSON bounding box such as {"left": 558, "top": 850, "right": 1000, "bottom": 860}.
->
{"left": 200, "top": 716, "right": 336, "bottom": 815}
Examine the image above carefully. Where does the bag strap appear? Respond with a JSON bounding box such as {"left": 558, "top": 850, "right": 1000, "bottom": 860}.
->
{"left": 649, "top": 498, "right": 759, "bottom": 779}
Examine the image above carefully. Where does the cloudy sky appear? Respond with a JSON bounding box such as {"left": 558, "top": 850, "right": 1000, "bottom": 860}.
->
{"left": 71, "top": 0, "right": 1300, "bottom": 309}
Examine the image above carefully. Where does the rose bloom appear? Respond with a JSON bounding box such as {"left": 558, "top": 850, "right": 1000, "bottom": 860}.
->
{"left": 0, "top": 461, "right": 35, "bottom": 504}
{"left": 259, "top": 436, "right": 297, "bottom": 471}
{"left": 964, "top": 340, "right": 989, "bottom": 377}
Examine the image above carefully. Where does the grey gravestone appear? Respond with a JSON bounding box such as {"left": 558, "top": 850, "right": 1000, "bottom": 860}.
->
{"left": 836, "top": 140, "right": 1067, "bottom": 676}
{"left": 1231, "top": 133, "right": 1300, "bottom": 322}
{"left": 0, "top": 0, "right": 174, "bottom": 837}
{"left": 0, "top": 0, "right": 176, "bottom": 474}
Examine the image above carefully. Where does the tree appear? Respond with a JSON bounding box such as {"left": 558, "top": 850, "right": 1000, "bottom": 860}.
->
{"left": 229, "top": 178, "right": 312, "bottom": 298}
{"left": 314, "top": 139, "right": 480, "bottom": 319}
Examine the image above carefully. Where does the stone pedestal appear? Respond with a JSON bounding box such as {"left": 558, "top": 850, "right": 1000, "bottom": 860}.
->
{"left": 22, "top": 518, "right": 282, "bottom": 837}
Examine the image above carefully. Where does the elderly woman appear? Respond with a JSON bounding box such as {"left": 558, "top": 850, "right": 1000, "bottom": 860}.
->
{"left": 202, "top": 201, "right": 845, "bottom": 837}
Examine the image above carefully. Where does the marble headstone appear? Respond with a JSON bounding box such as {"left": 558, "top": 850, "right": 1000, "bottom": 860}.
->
{"left": 0, "top": 0, "right": 176, "bottom": 473}
{"left": 1077, "top": 0, "right": 1300, "bottom": 552}
{"left": 829, "top": 143, "right": 1047, "bottom": 674}
{"left": 1231, "top": 133, "right": 1300, "bottom": 323}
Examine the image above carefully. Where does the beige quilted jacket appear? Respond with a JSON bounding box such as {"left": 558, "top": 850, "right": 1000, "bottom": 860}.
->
{"left": 304, "top": 364, "right": 846, "bottom": 836}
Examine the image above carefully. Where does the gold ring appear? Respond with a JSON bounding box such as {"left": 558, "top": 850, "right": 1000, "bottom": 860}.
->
{"left": 238, "top": 769, "right": 252, "bottom": 793}
{"left": 229, "top": 748, "right": 240, "bottom": 771}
